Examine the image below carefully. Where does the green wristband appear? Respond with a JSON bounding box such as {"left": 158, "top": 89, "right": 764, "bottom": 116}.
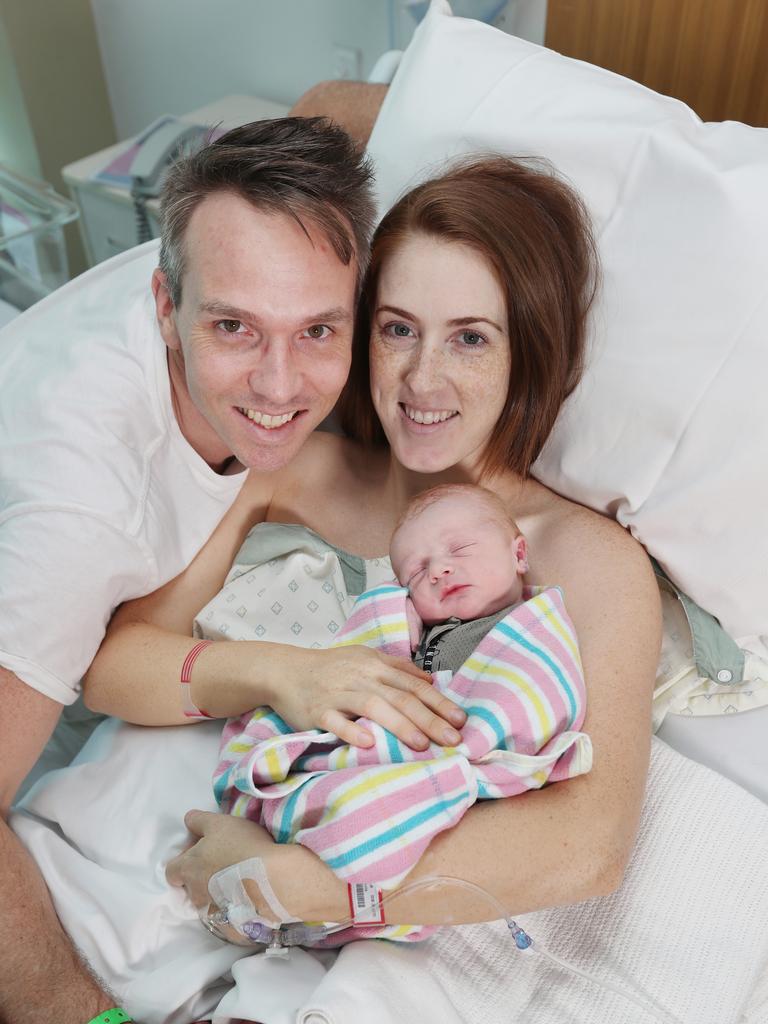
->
{"left": 86, "top": 1011, "right": 132, "bottom": 1024}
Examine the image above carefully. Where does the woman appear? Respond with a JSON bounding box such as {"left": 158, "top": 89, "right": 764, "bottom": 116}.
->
{"left": 85, "top": 156, "right": 661, "bottom": 932}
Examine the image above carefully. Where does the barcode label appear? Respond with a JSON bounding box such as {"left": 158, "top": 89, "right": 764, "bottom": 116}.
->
{"left": 347, "top": 881, "right": 385, "bottom": 925}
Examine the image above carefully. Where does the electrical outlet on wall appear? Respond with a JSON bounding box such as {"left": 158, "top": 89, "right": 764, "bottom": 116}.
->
{"left": 332, "top": 45, "right": 362, "bottom": 80}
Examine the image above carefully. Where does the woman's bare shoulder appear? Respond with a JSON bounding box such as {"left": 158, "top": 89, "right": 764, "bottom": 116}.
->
{"left": 509, "top": 478, "right": 655, "bottom": 594}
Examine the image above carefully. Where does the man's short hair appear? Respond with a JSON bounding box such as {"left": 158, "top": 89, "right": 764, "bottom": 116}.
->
{"left": 158, "top": 116, "right": 376, "bottom": 307}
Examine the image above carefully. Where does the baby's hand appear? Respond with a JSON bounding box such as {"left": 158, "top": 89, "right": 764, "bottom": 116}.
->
{"left": 405, "top": 597, "right": 423, "bottom": 653}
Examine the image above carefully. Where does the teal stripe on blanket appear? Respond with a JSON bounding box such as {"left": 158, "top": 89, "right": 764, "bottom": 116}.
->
{"left": 213, "top": 764, "right": 234, "bottom": 804}
{"left": 495, "top": 619, "right": 578, "bottom": 724}
{"left": 324, "top": 790, "right": 468, "bottom": 871}
{"left": 462, "top": 705, "right": 506, "bottom": 746}
{"left": 276, "top": 781, "right": 306, "bottom": 844}
{"left": 386, "top": 728, "right": 404, "bottom": 763}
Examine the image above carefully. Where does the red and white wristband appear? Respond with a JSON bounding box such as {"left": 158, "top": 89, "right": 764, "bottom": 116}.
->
{"left": 347, "top": 882, "right": 386, "bottom": 926}
{"left": 180, "top": 640, "right": 214, "bottom": 719}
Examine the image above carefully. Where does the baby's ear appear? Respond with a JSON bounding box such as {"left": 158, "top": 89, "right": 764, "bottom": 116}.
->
{"left": 515, "top": 535, "right": 529, "bottom": 575}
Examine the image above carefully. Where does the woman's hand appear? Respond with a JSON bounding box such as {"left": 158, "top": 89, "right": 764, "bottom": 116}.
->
{"left": 269, "top": 645, "right": 466, "bottom": 750}
{"left": 167, "top": 810, "right": 348, "bottom": 926}
{"left": 166, "top": 810, "right": 276, "bottom": 910}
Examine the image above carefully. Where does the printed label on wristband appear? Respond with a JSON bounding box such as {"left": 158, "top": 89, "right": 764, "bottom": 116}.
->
{"left": 347, "top": 881, "right": 385, "bottom": 925}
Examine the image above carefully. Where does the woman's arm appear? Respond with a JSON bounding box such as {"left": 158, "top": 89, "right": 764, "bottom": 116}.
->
{"left": 83, "top": 470, "right": 275, "bottom": 722}
{"left": 168, "top": 511, "right": 661, "bottom": 923}
{"left": 83, "top": 463, "right": 466, "bottom": 749}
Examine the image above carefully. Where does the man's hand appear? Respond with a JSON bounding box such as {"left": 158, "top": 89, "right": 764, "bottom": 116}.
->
{"left": 289, "top": 81, "right": 388, "bottom": 148}
{"left": 272, "top": 645, "right": 466, "bottom": 751}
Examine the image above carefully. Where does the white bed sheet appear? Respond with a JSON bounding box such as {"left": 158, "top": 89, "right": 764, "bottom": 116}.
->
{"left": 13, "top": 714, "right": 768, "bottom": 1024}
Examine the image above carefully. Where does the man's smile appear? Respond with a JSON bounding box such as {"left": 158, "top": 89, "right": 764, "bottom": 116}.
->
{"left": 236, "top": 406, "right": 302, "bottom": 430}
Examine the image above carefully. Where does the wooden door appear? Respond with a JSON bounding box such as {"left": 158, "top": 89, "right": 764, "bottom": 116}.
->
{"left": 545, "top": 0, "right": 768, "bottom": 126}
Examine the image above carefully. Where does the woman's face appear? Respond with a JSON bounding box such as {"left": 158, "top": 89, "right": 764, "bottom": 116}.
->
{"left": 370, "top": 233, "right": 511, "bottom": 475}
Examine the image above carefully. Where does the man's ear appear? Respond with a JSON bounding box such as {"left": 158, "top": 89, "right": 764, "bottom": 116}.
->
{"left": 152, "top": 268, "right": 182, "bottom": 352}
{"left": 515, "top": 535, "right": 529, "bottom": 575}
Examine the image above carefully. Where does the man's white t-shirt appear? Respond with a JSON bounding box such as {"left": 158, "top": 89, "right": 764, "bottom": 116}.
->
{"left": 0, "top": 240, "right": 247, "bottom": 704}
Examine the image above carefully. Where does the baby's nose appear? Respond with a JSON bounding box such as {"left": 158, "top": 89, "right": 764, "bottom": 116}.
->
{"left": 430, "top": 563, "right": 453, "bottom": 582}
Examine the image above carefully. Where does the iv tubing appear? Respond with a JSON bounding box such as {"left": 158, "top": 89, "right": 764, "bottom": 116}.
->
{"left": 378, "top": 875, "right": 685, "bottom": 1023}
{"left": 211, "top": 872, "right": 685, "bottom": 1023}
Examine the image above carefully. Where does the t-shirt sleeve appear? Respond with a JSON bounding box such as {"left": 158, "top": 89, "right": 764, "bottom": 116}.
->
{"left": 0, "top": 509, "right": 156, "bottom": 704}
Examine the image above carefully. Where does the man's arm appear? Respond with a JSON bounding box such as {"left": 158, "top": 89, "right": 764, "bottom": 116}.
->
{"left": 0, "top": 668, "right": 116, "bottom": 1022}
{"left": 289, "top": 81, "right": 388, "bottom": 148}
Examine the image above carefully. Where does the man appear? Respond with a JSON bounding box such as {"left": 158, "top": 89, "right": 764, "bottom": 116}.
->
{"left": 0, "top": 87, "right": 391, "bottom": 1023}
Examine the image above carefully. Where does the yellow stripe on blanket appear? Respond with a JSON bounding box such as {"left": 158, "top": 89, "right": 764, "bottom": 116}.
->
{"left": 534, "top": 596, "right": 581, "bottom": 664}
{"left": 333, "top": 621, "right": 406, "bottom": 646}
{"left": 321, "top": 761, "right": 428, "bottom": 824}
{"left": 265, "top": 746, "right": 285, "bottom": 782}
{"left": 463, "top": 656, "right": 550, "bottom": 736}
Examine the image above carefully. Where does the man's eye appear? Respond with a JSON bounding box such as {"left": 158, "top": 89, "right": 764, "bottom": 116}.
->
{"left": 217, "top": 319, "right": 244, "bottom": 334}
{"left": 457, "top": 329, "right": 486, "bottom": 347}
{"left": 303, "top": 324, "right": 331, "bottom": 340}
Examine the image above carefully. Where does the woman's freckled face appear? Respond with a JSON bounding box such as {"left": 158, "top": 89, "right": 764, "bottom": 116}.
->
{"left": 369, "top": 233, "right": 512, "bottom": 475}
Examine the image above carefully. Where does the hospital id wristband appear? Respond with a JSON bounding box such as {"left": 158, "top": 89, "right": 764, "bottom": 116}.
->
{"left": 85, "top": 1010, "right": 132, "bottom": 1024}
{"left": 180, "top": 639, "right": 214, "bottom": 719}
{"left": 348, "top": 882, "right": 385, "bottom": 925}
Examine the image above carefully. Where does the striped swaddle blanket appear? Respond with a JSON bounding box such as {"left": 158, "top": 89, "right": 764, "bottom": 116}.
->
{"left": 214, "top": 583, "right": 592, "bottom": 943}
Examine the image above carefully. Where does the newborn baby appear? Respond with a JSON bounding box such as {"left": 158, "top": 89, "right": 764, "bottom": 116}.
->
{"left": 214, "top": 483, "right": 592, "bottom": 944}
{"left": 389, "top": 484, "right": 530, "bottom": 673}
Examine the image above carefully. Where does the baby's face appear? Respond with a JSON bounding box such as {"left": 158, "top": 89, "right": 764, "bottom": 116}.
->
{"left": 390, "top": 494, "right": 528, "bottom": 625}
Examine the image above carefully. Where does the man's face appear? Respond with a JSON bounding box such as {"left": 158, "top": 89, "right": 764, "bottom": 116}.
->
{"left": 155, "top": 192, "right": 356, "bottom": 472}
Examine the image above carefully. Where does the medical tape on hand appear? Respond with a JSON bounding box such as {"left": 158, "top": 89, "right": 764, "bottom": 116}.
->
{"left": 208, "top": 856, "right": 301, "bottom": 932}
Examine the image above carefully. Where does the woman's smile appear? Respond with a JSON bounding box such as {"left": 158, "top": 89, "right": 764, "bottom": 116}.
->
{"left": 398, "top": 402, "right": 460, "bottom": 433}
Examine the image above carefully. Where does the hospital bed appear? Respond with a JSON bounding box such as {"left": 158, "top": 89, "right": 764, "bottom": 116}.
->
{"left": 8, "top": 1, "right": 768, "bottom": 1021}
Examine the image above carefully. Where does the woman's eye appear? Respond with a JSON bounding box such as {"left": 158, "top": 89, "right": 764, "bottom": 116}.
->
{"left": 303, "top": 324, "right": 331, "bottom": 340}
{"left": 457, "top": 329, "right": 486, "bottom": 347}
{"left": 217, "top": 319, "right": 245, "bottom": 334}
{"left": 384, "top": 322, "right": 414, "bottom": 339}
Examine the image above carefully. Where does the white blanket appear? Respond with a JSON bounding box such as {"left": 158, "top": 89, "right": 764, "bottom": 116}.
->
{"left": 13, "top": 729, "right": 768, "bottom": 1024}
{"left": 290, "top": 737, "right": 768, "bottom": 1024}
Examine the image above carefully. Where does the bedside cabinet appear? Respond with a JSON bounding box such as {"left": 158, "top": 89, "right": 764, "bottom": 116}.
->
{"left": 62, "top": 95, "right": 290, "bottom": 267}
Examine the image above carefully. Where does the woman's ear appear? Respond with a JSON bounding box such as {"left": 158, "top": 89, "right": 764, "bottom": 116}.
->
{"left": 152, "top": 268, "right": 183, "bottom": 352}
{"left": 515, "top": 535, "right": 529, "bottom": 575}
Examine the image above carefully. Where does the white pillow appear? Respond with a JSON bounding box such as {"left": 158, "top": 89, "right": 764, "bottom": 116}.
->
{"left": 366, "top": 0, "right": 768, "bottom": 643}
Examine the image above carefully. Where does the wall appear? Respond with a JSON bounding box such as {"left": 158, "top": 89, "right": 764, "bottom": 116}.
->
{"left": 91, "top": 0, "right": 393, "bottom": 139}
{"left": 0, "top": 0, "right": 116, "bottom": 274}
{"left": 0, "top": 16, "right": 41, "bottom": 179}
{"left": 90, "top": 0, "right": 547, "bottom": 140}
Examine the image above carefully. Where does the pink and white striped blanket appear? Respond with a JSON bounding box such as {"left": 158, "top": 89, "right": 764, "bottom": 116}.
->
{"left": 214, "top": 583, "right": 592, "bottom": 943}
